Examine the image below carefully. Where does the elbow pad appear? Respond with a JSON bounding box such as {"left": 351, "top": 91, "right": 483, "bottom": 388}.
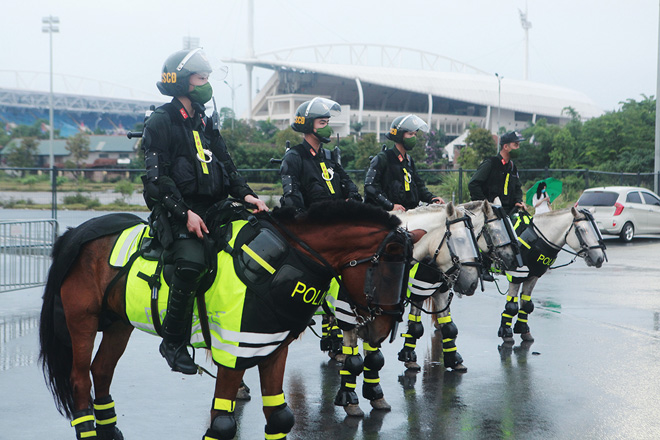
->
{"left": 281, "top": 174, "right": 296, "bottom": 197}
{"left": 145, "top": 151, "right": 160, "bottom": 183}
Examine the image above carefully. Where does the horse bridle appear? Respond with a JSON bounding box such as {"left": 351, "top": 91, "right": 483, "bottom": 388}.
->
{"left": 268, "top": 213, "right": 414, "bottom": 325}
{"left": 471, "top": 206, "right": 524, "bottom": 270}
{"left": 340, "top": 226, "right": 414, "bottom": 322}
{"left": 526, "top": 209, "right": 608, "bottom": 266}
{"left": 428, "top": 214, "right": 483, "bottom": 287}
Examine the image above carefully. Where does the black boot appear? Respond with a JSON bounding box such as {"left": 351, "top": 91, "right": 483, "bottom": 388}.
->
{"left": 160, "top": 285, "right": 197, "bottom": 375}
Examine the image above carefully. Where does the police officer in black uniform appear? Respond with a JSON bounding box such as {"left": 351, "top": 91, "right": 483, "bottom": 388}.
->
{"left": 279, "top": 97, "right": 362, "bottom": 210}
{"left": 365, "top": 114, "right": 444, "bottom": 212}
{"left": 468, "top": 130, "right": 525, "bottom": 281}
{"left": 143, "top": 48, "right": 268, "bottom": 374}
{"left": 468, "top": 130, "right": 525, "bottom": 214}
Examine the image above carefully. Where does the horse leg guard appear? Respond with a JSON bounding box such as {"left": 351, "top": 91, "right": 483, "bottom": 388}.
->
{"left": 398, "top": 316, "right": 423, "bottom": 365}
{"left": 362, "top": 343, "right": 385, "bottom": 402}
{"left": 204, "top": 398, "right": 237, "bottom": 440}
{"left": 513, "top": 296, "right": 534, "bottom": 336}
{"left": 320, "top": 315, "right": 343, "bottom": 355}
{"left": 498, "top": 296, "right": 519, "bottom": 341}
{"left": 334, "top": 344, "right": 362, "bottom": 407}
{"left": 263, "top": 394, "right": 295, "bottom": 440}
{"left": 71, "top": 408, "right": 96, "bottom": 440}
{"left": 439, "top": 319, "right": 464, "bottom": 370}
{"left": 94, "top": 395, "right": 123, "bottom": 440}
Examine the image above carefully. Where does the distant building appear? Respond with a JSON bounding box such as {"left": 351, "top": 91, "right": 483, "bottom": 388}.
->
{"left": 226, "top": 45, "right": 602, "bottom": 154}
{"left": 1, "top": 135, "right": 139, "bottom": 168}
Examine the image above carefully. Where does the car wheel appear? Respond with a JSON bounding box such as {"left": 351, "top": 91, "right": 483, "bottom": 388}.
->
{"left": 619, "top": 222, "right": 634, "bottom": 242}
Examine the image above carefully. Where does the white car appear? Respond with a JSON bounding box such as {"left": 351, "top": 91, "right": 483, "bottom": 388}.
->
{"left": 575, "top": 186, "right": 660, "bottom": 242}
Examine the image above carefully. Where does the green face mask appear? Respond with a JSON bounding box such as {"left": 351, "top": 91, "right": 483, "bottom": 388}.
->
{"left": 402, "top": 135, "right": 417, "bottom": 151}
{"left": 188, "top": 82, "right": 213, "bottom": 104}
{"left": 314, "top": 125, "right": 333, "bottom": 142}
{"left": 508, "top": 149, "right": 520, "bottom": 159}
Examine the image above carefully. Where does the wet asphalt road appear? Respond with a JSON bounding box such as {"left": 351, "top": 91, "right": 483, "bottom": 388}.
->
{"left": 2, "top": 235, "right": 660, "bottom": 439}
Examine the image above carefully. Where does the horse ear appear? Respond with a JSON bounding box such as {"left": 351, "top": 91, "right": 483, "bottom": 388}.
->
{"left": 483, "top": 200, "right": 492, "bottom": 216}
{"left": 409, "top": 228, "right": 426, "bottom": 244}
{"left": 446, "top": 201, "right": 455, "bottom": 217}
{"left": 571, "top": 206, "right": 579, "bottom": 217}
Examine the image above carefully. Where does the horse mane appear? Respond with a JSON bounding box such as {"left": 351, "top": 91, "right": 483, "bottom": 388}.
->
{"left": 400, "top": 203, "right": 448, "bottom": 216}
{"left": 460, "top": 200, "right": 484, "bottom": 211}
{"left": 271, "top": 200, "right": 401, "bottom": 229}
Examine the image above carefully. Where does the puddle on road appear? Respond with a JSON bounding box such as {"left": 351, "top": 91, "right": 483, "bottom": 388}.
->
{"left": 0, "top": 312, "right": 40, "bottom": 370}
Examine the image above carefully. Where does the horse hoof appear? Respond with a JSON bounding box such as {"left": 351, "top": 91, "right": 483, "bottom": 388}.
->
{"left": 404, "top": 361, "right": 421, "bottom": 371}
{"left": 344, "top": 404, "right": 364, "bottom": 417}
{"left": 451, "top": 363, "right": 468, "bottom": 373}
{"left": 235, "top": 386, "right": 251, "bottom": 401}
{"left": 370, "top": 398, "right": 391, "bottom": 411}
{"left": 332, "top": 353, "right": 347, "bottom": 363}
{"left": 521, "top": 332, "right": 535, "bottom": 342}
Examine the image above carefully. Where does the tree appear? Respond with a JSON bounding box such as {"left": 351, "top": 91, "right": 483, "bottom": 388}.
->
{"left": 456, "top": 127, "right": 496, "bottom": 169}
{"left": 549, "top": 127, "right": 579, "bottom": 169}
{"left": 6, "top": 137, "right": 39, "bottom": 173}
{"left": 65, "top": 133, "right": 91, "bottom": 177}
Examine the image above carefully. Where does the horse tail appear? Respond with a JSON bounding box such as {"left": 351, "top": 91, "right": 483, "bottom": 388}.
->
{"left": 39, "top": 228, "right": 77, "bottom": 419}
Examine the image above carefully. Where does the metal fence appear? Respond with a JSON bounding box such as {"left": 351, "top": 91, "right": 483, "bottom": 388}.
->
{"left": 0, "top": 220, "right": 57, "bottom": 293}
{"left": 1, "top": 166, "right": 659, "bottom": 215}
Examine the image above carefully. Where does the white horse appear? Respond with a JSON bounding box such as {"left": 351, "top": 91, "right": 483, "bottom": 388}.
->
{"left": 398, "top": 200, "right": 524, "bottom": 372}
{"left": 497, "top": 207, "right": 606, "bottom": 342}
{"left": 332, "top": 202, "right": 483, "bottom": 416}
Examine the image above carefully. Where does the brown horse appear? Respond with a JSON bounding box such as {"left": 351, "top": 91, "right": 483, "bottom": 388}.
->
{"left": 39, "top": 201, "right": 421, "bottom": 440}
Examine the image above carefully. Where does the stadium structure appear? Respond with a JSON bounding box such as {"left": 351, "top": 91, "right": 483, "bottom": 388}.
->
{"left": 226, "top": 44, "right": 602, "bottom": 160}
{"left": 0, "top": 72, "right": 160, "bottom": 138}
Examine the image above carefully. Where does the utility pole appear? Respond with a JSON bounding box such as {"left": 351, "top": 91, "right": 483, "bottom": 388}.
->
{"left": 224, "top": 80, "right": 242, "bottom": 130}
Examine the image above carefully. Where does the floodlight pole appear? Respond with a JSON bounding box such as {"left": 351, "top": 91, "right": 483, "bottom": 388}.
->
{"left": 42, "top": 15, "right": 59, "bottom": 219}
{"left": 496, "top": 73, "right": 503, "bottom": 152}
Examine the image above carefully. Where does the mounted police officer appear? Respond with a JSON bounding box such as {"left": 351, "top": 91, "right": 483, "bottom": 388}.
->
{"left": 279, "top": 97, "right": 362, "bottom": 210}
{"left": 279, "top": 97, "right": 361, "bottom": 358}
{"left": 468, "top": 130, "right": 525, "bottom": 281}
{"left": 142, "top": 48, "right": 268, "bottom": 374}
{"left": 468, "top": 130, "right": 525, "bottom": 215}
{"left": 365, "top": 114, "right": 444, "bottom": 212}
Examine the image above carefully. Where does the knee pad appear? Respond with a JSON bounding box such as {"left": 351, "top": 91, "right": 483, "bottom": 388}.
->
{"left": 364, "top": 349, "right": 385, "bottom": 371}
{"left": 520, "top": 300, "right": 534, "bottom": 314}
{"left": 441, "top": 321, "right": 458, "bottom": 340}
{"left": 174, "top": 260, "right": 206, "bottom": 284}
{"left": 265, "top": 404, "right": 295, "bottom": 435}
{"left": 207, "top": 414, "right": 237, "bottom": 440}
{"left": 344, "top": 353, "right": 364, "bottom": 376}
{"left": 407, "top": 321, "right": 424, "bottom": 339}
{"left": 504, "top": 301, "right": 519, "bottom": 316}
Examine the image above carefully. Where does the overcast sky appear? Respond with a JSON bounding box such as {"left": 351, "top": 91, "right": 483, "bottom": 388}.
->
{"left": 1, "top": 0, "right": 658, "bottom": 117}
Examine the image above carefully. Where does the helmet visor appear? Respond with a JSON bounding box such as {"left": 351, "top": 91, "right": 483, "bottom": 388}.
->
{"left": 395, "top": 115, "right": 429, "bottom": 134}
{"left": 303, "top": 98, "right": 341, "bottom": 119}
{"left": 177, "top": 48, "right": 214, "bottom": 75}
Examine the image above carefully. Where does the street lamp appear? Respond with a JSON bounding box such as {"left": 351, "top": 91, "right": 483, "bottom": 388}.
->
{"left": 223, "top": 80, "right": 242, "bottom": 130}
{"left": 42, "top": 15, "right": 59, "bottom": 220}
{"left": 495, "top": 72, "right": 503, "bottom": 152}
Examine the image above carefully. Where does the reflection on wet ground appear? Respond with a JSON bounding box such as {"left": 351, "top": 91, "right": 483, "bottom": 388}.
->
{"left": 0, "top": 311, "right": 39, "bottom": 371}
{"left": 4, "top": 237, "right": 660, "bottom": 438}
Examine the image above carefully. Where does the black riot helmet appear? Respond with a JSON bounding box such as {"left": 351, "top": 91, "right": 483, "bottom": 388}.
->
{"left": 156, "top": 48, "right": 213, "bottom": 97}
{"left": 385, "top": 114, "right": 429, "bottom": 144}
{"left": 291, "top": 97, "right": 341, "bottom": 134}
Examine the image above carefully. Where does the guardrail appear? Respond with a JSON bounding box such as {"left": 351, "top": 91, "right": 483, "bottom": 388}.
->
{"left": 0, "top": 220, "right": 57, "bottom": 292}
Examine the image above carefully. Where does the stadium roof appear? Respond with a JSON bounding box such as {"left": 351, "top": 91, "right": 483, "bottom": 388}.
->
{"left": 230, "top": 58, "right": 602, "bottom": 119}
